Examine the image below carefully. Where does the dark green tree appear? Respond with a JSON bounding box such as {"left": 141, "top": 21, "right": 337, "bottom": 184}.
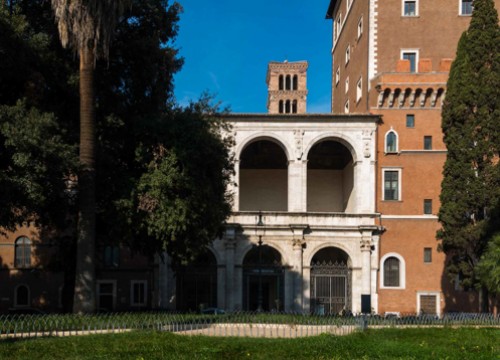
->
{"left": 438, "top": 0, "right": 500, "bottom": 310}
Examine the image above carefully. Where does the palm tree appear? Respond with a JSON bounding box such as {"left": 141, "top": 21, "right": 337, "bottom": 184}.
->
{"left": 51, "top": 0, "right": 129, "bottom": 313}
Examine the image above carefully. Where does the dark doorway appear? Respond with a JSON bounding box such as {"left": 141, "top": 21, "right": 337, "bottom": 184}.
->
{"left": 243, "top": 245, "right": 284, "bottom": 311}
{"left": 176, "top": 250, "right": 217, "bottom": 312}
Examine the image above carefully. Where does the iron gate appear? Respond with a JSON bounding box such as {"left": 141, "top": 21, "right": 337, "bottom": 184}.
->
{"left": 310, "top": 261, "right": 352, "bottom": 315}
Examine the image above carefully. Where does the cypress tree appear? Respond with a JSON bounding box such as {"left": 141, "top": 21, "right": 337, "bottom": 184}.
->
{"left": 438, "top": 0, "right": 500, "bottom": 310}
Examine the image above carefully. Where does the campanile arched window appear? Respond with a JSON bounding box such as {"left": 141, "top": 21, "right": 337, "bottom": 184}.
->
{"left": 279, "top": 75, "right": 284, "bottom": 90}
{"left": 285, "top": 75, "right": 291, "bottom": 90}
{"left": 292, "top": 100, "right": 297, "bottom": 114}
{"left": 293, "top": 75, "right": 298, "bottom": 90}
{"left": 279, "top": 100, "right": 284, "bottom": 114}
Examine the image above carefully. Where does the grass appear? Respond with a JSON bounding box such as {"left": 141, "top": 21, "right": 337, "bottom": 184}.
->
{"left": 0, "top": 328, "right": 498, "bottom": 359}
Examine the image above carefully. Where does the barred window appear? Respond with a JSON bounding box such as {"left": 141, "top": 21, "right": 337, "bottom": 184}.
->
{"left": 384, "top": 257, "right": 400, "bottom": 287}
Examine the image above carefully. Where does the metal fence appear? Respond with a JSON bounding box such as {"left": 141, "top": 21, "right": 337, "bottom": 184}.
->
{"left": 0, "top": 312, "right": 499, "bottom": 339}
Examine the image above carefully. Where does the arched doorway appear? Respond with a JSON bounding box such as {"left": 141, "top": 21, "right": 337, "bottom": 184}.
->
{"left": 307, "top": 140, "right": 354, "bottom": 212}
{"left": 176, "top": 250, "right": 217, "bottom": 312}
{"left": 243, "top": 245, "right": 284, "bottom": 311}
{"left": 239, "top": 140, "right": 288, "bottom": 211}
{"left": 310, "top": 247, "right": 352, "bottom": 315}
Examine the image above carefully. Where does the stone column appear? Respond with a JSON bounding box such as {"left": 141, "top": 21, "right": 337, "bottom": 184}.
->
{"left": 293, "top": 238, "right": 304, "bottom": 311}
{"left": 231, "top": 159, "right": 239, "bottom": 211}
{"left": 288, "top": 160, "right": 306, "bottom": 212}
{"left": 225, "top": 238, "right": 236, "bottom": 310}
{"left": 359, "top": 228, "right": 373, "bottom": 313}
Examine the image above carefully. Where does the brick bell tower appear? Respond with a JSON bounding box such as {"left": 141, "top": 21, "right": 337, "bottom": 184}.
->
{"left": 266, "top": 60, "right": 308, "bottom": 114}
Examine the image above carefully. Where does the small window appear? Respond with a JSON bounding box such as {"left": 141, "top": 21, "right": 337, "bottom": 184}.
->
{"left": 345, "top": 77, "right": 349, "bottom": 94}
{"left": 15, "top": 285, "right": 30, "bottom": 307}
{"left": 345, "top": 45, "right": 350, "bottom": 65}
{"left": 403, "top": 0, "right": 417, "bottom": 16}
{"left": 279, "top": 75, "right": 284, "bottom": 90}
{"left": 384, "top": 257, "right": 400, "bottom": 287}
{"left": 424, "top": 136, "right": 432, "bottom": 150}
{"left": 292, "top": 75, "right": 298, "bottom": 90}
{"left": 424, "top": 199, "right": 432, "bottom": 214}
{"left": 285, "top": 100, "right": 291, "bottom": 114}
{"left": 424, "top": 248, "right": 432, "bottom": 263}
{"left": 402, "top": 51, "right": 418, "bottom": 72}
{"left": 279, "top": 100, "right": 284, "bottom": 114}
{"left": 419, "top": 294, "right": 438, "bottom": 315}
{"left": 383, "top": 170, "right": 400, "bottom": 200}
{"left": 460, "top": 0, "right": 473, "bottom": 15}
{"left": 292, "top": 100, "right": 297, "bottom": 114}
{"left": 356, "top": 77, "right": 362, "bottom": 102}
{"left": 285, "top": 75, "right": 291, "bottom": 90}
{"left": 97, "top": 281, "right": 116, "bottom": 312}
{"left": 344, "top": 100, "right": 349, "bottom": 114}
{"left": 336, "top": 14, "right": 342, "bottom": 39}
{"left": 15, "top": 236, "right": 31, "bottom": 268}
{"left": 385, "top": 131, "right": 398, "bottom": 153}
{"left": 406, "top": 114, "right": 415, "bottom": 127}
{"left": 104, "top": 245, "right": 120, "bottom": 268}
{"left": 131, "top": 281, "right": 147, "bottom": 307}
{"left": 357, "top": 17, "right": 363, "bottom": 39}
{"left": 336, "top": 67, "right": 340, "bottom": 86}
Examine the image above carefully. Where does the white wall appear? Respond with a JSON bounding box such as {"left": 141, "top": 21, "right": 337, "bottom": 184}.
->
{"left": 239, "top": 169, "right": 288, "bottom": 211}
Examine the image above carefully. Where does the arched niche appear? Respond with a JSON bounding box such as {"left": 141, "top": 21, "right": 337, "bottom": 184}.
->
{"left": 239, "top": 140, "right": 288, "bottom": 211}
{"left": 307, "top": 140, "right": 355, "bottom": 212}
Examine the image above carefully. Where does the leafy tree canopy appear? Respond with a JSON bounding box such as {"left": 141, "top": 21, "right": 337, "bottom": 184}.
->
{"left": 1, "top": 1, "right": 234, "bottom": 266}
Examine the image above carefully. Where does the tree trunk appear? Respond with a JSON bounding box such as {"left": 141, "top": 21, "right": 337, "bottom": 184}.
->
{"left": 73, "top": 46, "right": 96, "bottom": 314}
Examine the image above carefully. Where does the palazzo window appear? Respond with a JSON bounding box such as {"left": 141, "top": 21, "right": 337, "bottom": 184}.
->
{"left": 345, "top": 77, "right": 349, "bottom": 94}
{"left": 424, "top": 136, "right": 432, "bottom": 150}
{"left": 406, "top": 114, "right": 415, "bottom": 128}
{"left": 383, "top": 169, "right": 400, "bottom": 200}
{"left": 402, "top": 50, "right": 418, "bottom": 72}
{"left": 279, "top": 75, "right": 284, "bottom": 90}
{"left": 15, "top": 236, "right": 31, "bottom": 268}
{"left": 403, "top": 0, "right": 418, "bottom": 16}
{"left": 357, "top": 16, "right": 363, "bottom": 40}
{"left": 424, "top": 199, "right": 433, "bottom": 214}
{"left": 380, "top": 253, "right": 406, "bottom": 289}
{"left": 344, "top": 100, "right": 349, "bottom": 114}
{"left": 279, "top": 100, "right": 284, "bottom": 114}
{"left": 460, "top": 0, "right": 473, "bottom": 15}
{"left": 131, "top": 281, "right": 147, "bottom": 307}
{"left": 336, "top": 67, "right": 340, "bottom": 86}
{"left": 285, "top": 100, "right": 291, "bottom": 114}
{"left": 345, "top": 45, "right": 350, "bottom": 65}
{"left": 356, "top": 77, "right": 362, "bottom": 102}
{"left": 292, "top": 100, "right": 297, "bottom": 114}
{"left": 424, "top": 248, "right": 432, "bottom": 263}
{"left": 385, "top": 130, "right": 398, "bottom": 153}
{"left": 104, "top": 245, "right": 120, "bottom": 268}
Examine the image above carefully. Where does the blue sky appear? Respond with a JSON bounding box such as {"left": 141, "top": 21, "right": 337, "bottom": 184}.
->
{"left": 173, "top": 1, "right": 333, "bottom": 113}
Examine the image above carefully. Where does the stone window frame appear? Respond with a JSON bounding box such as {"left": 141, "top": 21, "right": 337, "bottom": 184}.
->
{"left": 345, "top": 44, "right": 351, "bottom": 65}
{"left": 336, "top": 67, "right": 340, "bottom": 86}
{"left": 130, "top": 280, "right": 148, "bottom": 307}
{"left": 459, "top": 0, "right": 473, "bottom": 16}
{"left": 345, "top": 76, "right": 349, "bottom": 94}
{"left": 402, "top": 0, "right": 418, "bottom": 17}
{"left": 401, "top": 49, "right": 419, "bottom": 72}
{"left": 97, "top": 279, "right": 117, "bottom": 311}
{"left": 416, "top": 291, "right": 441, "bottom": 317}
{"left": 356, "top": 76, "right": 362, "bottom": 102}
{"left": 382, "top": 168, "right": 402, "bottom": 201}
{"left": 380, "top": 253, "right": 406, "bottom": 290}
{"left": 385, "top": 129, "right": 398, "bottom": 154}
{"left": 344, "top": 99, "right": 350, "bottom": 114}
{"left": 357, "top": 16, "right": 363, "bottom": 40}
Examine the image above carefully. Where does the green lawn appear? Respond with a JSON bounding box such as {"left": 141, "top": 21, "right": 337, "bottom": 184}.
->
{"left": 0, "top": 328, "right": 498, "bottom": 359}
